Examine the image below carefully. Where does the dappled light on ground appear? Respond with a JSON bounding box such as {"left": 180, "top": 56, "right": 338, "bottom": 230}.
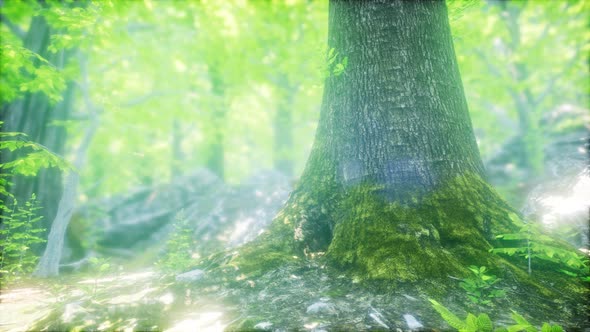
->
{"left": 77, "top": 270, "right": 156, "bottom": 285}
{"left": 165, "top": 312, "right": 225, "bottom": 332}
{"left": 0, "top": 287, "right": 52, "bottom": 332}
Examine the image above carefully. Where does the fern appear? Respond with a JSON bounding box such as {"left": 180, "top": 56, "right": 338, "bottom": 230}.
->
{"left": 429, "top": 299, "right": 469, "bottom": 330}
{"left": 492, "top": 222, "right": 588, "bottom": 277}
{"left": 430, "top": 300, "right": 564, "bottom": 332}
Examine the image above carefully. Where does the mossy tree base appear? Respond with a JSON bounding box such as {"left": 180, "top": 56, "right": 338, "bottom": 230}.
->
{"left": 218, "top": 172, "right": 587, "bottom": 324}
{"left": 327, "top": 172, "right": 517, "bottom": 283}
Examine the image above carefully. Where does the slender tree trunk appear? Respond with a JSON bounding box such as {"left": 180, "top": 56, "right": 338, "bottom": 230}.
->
{"left": 171, "top": 119, "right": 184, "bottom": 178}
{"left": 206, "top": 64, "right": 225, "bottom": 181}
{"left": 34, "top": 54, "right": 98, "bottom": 277}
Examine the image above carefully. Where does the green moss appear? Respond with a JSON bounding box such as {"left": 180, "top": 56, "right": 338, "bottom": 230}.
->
{"left": 226, "top": 203, "right": 303, "bottom": 276}
{"left": 323, "top": 171, "right": 584, "bottom": 295}
{"left": 328, "top": 189, "right": 466, "bottom": 283}
{"left": 325, "top": 173, "right": 510, "bottom": 282}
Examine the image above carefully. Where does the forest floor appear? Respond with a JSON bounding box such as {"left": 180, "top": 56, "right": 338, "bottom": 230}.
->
{"left": 0, "top": 260, "right": 587, "bottom": 331}
{"left": 0, "top": 263, "right": 448, "bottom": 331}
{"left": 0, "top": 269, "right": 234, "bottom": 332}
{"left": 0, "top": 284, "right": 52, "bottom": 332}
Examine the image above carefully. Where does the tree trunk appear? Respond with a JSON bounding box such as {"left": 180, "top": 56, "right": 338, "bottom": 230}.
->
{"left": 171, "top": 118, "right": 184, "bottom": 178}
{"left": 206, "top": 64, "right": 225, "bottom": 181}
{"left": 499, "top": 2, "right": 544, "bottom": 179}
{"left": 34, "top": 54, "right": 98, "bottom": 277}
{"left": 226, "top": 1, "right": 586, "bottom": 322}
{"left": 0, "top": 15, "right": 74, "bottom": 248}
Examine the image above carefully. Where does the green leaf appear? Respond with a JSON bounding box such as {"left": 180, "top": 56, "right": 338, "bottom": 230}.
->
{"left": 510, "top": 311, "right": 530, "bottom": 325}
{"left": 551, "top": 325, "right": 564, "bottom": 332}
{"left": 477, "top": 313, "right": 493, "bottom": 332}
{"left": 466, "top": 313, "right": 478, "bottom": 330}
{"left": 429, "top": 299, "right": 468, "bottom": 330}
{"left": 509, "top": 311, "right": 536, "bottom": 332}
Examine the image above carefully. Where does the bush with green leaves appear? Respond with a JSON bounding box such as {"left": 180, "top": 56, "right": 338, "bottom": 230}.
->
{"left": 430, "top": 299, "right": 564, "bottom": 332}
{"left": 460, "top": 265, "right": 506, "bottom": 305}
{"left": 156, "top": 212, "right": 197, "bottom": 272}
{"left": 0, "top": 194, "right": 46, "bottom": 281}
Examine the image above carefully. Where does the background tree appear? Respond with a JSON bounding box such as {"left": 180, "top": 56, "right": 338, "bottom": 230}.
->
{"left": 453, "top": 0, "right": 589, "bottom": 206}
{"left": 0, "top": 1, "right": 75, "bottom": 245}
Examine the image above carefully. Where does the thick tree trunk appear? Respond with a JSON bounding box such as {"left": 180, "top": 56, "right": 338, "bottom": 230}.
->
{"left": 0, "top": 15, "right": 74, "bottom": 247}
{"left": 226, "top": 2, "right": 586, "bottom": 323}
{"left": 313, "top": 0, "right": 485, "bottom": 195}
{"left": 235, "top": 0, "right": 497, "bottom": 271}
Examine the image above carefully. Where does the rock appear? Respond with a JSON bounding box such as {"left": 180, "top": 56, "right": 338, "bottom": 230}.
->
{"left": 306, "top": 301, "right": 336, "bottom": 315}
{"left": 65, "top": 168, "right": 292, "bottom": 268}
{"left": 175, "top": 269, "right": 205, "bottom": 283}
{"left": 253, "top": 321, "right": 273, "bottom": 330}
{"left": 368, "top": 309, "right": 389, "bottom": 329}
{"left": 402, "top": 294, "right": 418, "bottom": 301}
{"left": 403, "top": 314, "right": 424, "bottom": 330}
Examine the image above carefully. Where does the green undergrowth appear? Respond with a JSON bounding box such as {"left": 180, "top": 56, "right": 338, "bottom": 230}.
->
{"left": 430, "top": 299, "right": 567, "bottom": 332}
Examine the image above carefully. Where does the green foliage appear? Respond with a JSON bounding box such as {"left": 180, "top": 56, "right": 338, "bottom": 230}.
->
{"left": 429, "top": 299, "right": 494, "bottom": 332}
{"left": 44, "top": 4, "right": 102, "bottom": 53}
{"left": 325, "top": 47, "right": 348, "bottom": 77}
{"left": 503, "top": 311, "right": 563, "bottom": 332}
{"left": 0, "top": 124, "right": 71, "bottom": 179}
{"left": 0, "top": 42, "right": 66, "bottom": 104}
{"left": 88, "top": 256, "right": 112, "bottom": 296}
{"left": 430, "top": 299, "right": 564, "bottom": 332}
{"left": 460, "top": 266, "right": 506, "bottom": 305}
{"left": 156, "top": 212, "right": 197, "bottom": 272}
{"left": 0, "top": 194, "right": 46, "bottom": 281}
{"left": 452, "top": 0, "right": 588, "bottom": 177}
{"left": 491, "top": 223, "right": 589, "bottom": 278}
{"left": 88, "top": 256, "right": 111, "bottom": 274}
